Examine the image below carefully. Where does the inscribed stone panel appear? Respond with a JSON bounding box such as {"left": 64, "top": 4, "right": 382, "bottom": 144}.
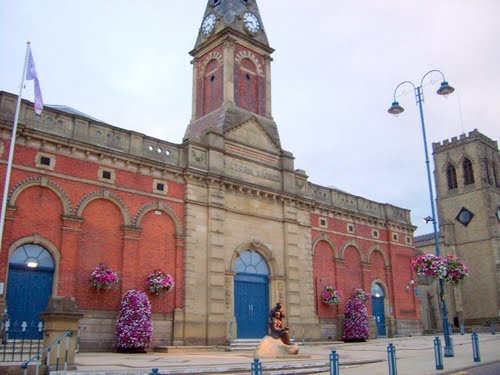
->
{"left": 223, "top": 156, "right": 281, "bottom": 189}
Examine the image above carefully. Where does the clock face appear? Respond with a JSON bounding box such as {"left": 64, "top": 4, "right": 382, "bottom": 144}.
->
{"left": 243, "top": 12, "right": 260, "bottom": 33}
{"left": 201, "top": 13, "right": 217, "bottom": 35}
{"left": 456, "top": 207, "right": 474, "bottom": 227}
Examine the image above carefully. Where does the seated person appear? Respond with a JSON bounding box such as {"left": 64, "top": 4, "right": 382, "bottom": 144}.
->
{"left": 269, "top": 311, "right": 292, "bottom": 345}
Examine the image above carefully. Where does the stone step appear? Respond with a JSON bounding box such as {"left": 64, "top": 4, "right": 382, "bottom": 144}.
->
{"left": 228, "top": 338, "right": 262, "bottom": 352}
{"left": 48, "top": 360, "right": 331, "bottom": 375}
{"left": 228, "top": 338, "right": 297, "bottom": 352}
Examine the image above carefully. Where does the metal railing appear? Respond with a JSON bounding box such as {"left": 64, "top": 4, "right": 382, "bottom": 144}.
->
{"left": 1, "top": 320, "right": 44, "bottom": 362}
{"left": 21, "top": 331, "right": 73, "bottom": 375}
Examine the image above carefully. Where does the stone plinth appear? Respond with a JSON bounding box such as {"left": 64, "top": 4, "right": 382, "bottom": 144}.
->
{"left": 39, "top": 297, "right": 84, "bottom": 370}
{"left": 253, "top": 336, "right": 299, "bottom": 358}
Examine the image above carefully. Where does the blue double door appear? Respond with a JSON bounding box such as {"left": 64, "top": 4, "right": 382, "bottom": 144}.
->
{"left": 6, "top": 265, "right": 54, "bottom": 339}
{"left": 234, "top": 273, "right": 269, "bottom": 339}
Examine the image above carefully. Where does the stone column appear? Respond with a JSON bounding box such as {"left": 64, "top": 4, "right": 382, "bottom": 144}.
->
{"left": 223, "top": 38, "right": 235, "bottom": 105}
{"left": 39, "top": 297, "right": 83, "bottom": 370}
{"left": 172, "top": 235, "right": 186, "bottom": 346}
{"left": 264, "top": 55, "right": 272, "bottom": 117}
{"left": 384, "top": 264, "right": 396, "bottom": 337}
{"left": 191, "top": 57, "right": 199, "bottom": 121}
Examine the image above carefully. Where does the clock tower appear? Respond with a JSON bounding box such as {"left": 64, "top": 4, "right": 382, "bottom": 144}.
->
{"left": 184, "top": 0, "right": 280, "bottom": 148}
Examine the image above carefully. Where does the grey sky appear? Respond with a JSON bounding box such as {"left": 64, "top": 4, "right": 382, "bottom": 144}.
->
{"left": 1, "top": 0, "right": 499, "bottom": 235}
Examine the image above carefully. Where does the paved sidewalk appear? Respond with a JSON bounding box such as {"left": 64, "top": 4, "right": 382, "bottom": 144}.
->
{"left": 46, "top": 334, "right": 500, "bottom": 374}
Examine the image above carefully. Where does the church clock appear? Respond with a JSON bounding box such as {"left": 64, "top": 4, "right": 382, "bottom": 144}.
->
{"left": 243, "top": 12, "right": 260, "bottom": 33}
{"left": 201, "top": 13, "right": 217, "bottom": 35}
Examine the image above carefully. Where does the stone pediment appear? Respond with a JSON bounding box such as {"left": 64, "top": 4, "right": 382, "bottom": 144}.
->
{"left": 225, "top": 118, "right": 279, "bottom": 154}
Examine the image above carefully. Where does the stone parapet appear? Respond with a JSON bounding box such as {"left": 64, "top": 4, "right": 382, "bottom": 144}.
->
{"left": 433, "top": 128, "right": 498, "bottom": 152}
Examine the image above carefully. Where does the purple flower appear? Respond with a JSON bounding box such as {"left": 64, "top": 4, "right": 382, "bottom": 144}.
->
{"left": 145, "top": 270, "right": 175, "bottom": 295}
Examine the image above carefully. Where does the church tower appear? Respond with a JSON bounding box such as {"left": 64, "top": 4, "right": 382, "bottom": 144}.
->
{"left": 432, "top": 129, "right": 500, "bottom": 326}
{"left": 184, "top": 0, "right": 280, "bottom": 147}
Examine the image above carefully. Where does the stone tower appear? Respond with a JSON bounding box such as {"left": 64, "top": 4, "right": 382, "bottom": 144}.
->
{"left": 432, "top": 129, "right": 500, "bottom": 326}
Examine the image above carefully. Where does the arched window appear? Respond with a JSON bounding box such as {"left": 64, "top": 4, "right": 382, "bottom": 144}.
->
{"left": 485, "top": 159, "right": 491, "bottom": 185}
{"left": 492, "top": 162, "right": 500, "bottom": 188}
{"left": 446, "top": 164, "right": 458, "bottom": 190}
{"left": 371, "top": 283, "right": 385, "bottom": 298}
{"left": 10, "top": 244, "right": 55, "bottom": 270}
{"left": 463, "top": 158, "right": 475, "bottom": 185}
{"left": 235, "top": 250, "right": 269, "bottom": 275}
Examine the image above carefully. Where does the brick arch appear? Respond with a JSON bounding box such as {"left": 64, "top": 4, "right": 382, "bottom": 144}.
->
{"left": 200, "top": 52, "right": 223, "bottom": 76}
{"left": 313, "top": 237, "right": 339, "bottom": 318}
{"left": 342, "top": 243, "right": 364, "bottom": 297}
{"left": 75, "top": 190, "right": 131, "bottom": 225}
{"left": 230, "top": 239, "right": 277, "bottom": 276}
{"left": 235, "top": 51, "right": 264, "bottom": 76}
{"left": 340, "top": 240, "right": 366, "bottom": 262}
{"left": 8, "top": 176, "right": 72, "bottom": 215}
{"left": 134, "top": 201, "right": 183, "bottom": 234}
{"left": 312, "top": 234, "right": 338, "bottom": 258}
{"left": 367, "top": 246, "right": 389, "bottom": 267}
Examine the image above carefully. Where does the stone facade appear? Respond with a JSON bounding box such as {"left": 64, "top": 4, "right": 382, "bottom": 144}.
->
{"left": 415, "top": 129, "right": 500, "bottom": 331}
{"left": 0, "top": 0, "right": 421, "bottom": 350}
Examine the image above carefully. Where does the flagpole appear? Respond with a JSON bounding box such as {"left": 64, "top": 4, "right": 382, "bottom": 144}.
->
{"left": 0, "top": 42, "right": 31, "bottom": 253}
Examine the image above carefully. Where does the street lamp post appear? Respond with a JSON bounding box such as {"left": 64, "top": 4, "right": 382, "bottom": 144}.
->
{"left": 388, "top": 69, "right": 455, "bottom": 357}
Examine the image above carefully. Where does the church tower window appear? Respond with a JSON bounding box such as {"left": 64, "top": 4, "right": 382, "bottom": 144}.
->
{"left": 446, "top": 163, "right": 458, "bottom": 190}
{"left": 463, "top": 158, "right": 475, "bottom": 185}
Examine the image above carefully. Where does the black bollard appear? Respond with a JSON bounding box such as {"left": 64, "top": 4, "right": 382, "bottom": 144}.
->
{"left": 433, "top": 337, "right": 443, "bottom": 370}
{"left": 150, "top": 369, "right": 160, "bottom": 375}
{"left": 330, "top": 350, "right": 340, "bottom": 375}
{"left": 491, "top": 321, "right": 496, "bottom": 335}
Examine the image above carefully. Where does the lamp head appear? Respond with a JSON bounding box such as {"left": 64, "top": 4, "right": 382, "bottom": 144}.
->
{"left": 436, "top": 81, "right": 455, "bottom": 97}
{"left": 388, "top": 101, "right": 404, "bottom": 116}
{"left": 423, "top": 216, "right": 433, "bottom": 224}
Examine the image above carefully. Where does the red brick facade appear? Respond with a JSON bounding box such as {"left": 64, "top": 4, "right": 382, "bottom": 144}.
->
{"left": 0, "top": 139, "right": 185, "bottom": 315}
{"left": 312, "top": 215, "right": 420, "bottom": 323}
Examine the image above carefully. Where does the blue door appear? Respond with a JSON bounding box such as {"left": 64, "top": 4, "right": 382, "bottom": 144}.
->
{"left": 6, "top": 244, "right": 55, "bottom": 339}
{"left": 371, "top": 283, "right": 386, "bottom": 337}
{"left": 234, "top": 250, "right": 269, "bottom": 339}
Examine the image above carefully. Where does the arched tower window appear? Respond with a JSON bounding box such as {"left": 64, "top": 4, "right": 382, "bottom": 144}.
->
{"left": 463, "top": 158, "right": 475, "bottom": 185}
{"left": 236, "top": 58, "right": 260, "bottom": 114}
{"left": 446, "top": 163, "right": 458, "bottom": 190}
{"left": 202, "top": 59, "right": 222, "bottom": 116}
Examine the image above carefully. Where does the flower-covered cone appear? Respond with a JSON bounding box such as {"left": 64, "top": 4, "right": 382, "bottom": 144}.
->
{"left": 342, "top": 297, "right": 369, "bottom": 342}
{"left": 114, "top": 290, "right": 153, "bottom": 351}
